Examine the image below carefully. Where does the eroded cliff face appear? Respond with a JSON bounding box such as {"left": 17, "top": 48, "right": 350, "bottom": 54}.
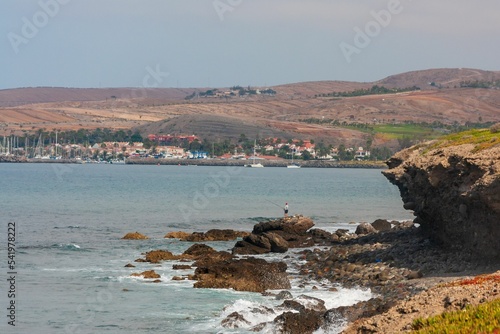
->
{"left": 383, "top": 144, "right": 500, "bottom": 259}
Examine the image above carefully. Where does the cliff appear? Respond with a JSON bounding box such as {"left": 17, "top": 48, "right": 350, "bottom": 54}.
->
{"left": 382, "top": 128, "right": 500, "bottom": 259}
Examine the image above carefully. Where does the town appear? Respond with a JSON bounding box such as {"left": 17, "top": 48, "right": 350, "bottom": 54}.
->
{"left": 0, "top": 132, "right": 372, "bottom": 163}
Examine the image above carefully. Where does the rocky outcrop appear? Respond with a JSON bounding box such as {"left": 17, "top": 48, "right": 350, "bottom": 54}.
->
{"left": 145, "top": 250, "right": 179, "bottom": 263}
{"left": 164, "top": 229, "right": 249, "bottom": 241}
{"left": 122, "top": 232, "right": 149, "bottom": 240}
{"left": 232, "top": 215, "right": 315, "bottom": 254}
{"left": 130, "top": 270, "right": 161, "bottom": 279}
{"left": 192, "top": 257, "right": 291, "bottom": 292}
{"left": 383, "top": 142, "right": 500, "bottom": 258}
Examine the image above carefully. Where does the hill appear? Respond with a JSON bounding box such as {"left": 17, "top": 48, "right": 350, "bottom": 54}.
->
{"left": 377, "top": 68, "right": 500, "bottom": 89}
{"left": 0, "top": 68, "right": 499, "bottom": 149}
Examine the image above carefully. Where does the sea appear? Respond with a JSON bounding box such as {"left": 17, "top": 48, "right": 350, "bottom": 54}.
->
{"left": 0, "top": 163, "right": 414, "bottom": 333}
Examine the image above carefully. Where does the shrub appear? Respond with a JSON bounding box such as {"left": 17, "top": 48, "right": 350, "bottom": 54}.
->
{"left": 490, "top": 123, "right": 500, "bottom": 134}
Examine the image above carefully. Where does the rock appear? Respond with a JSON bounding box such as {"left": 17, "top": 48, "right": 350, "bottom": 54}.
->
{"left": 273, "top": 309, "right": 324, "bottom": 334}
{"left": 192, "top": 251, "right": 233, "bottom": 268}
{"left": 172, "top": 264, "right": 192, "bottom": 270}
{"left": 202, "top": 229, "right": 249, "bottom": 241}
{"left": 221, "top": 311, "right": 251, "bottom": 329}
{"left": 124, "top": 263, "right": 135, "bottom": 268}
{"left": 252, "top": 216, "right": 314, "bottom": 235}
{"left": 165, "top": 229, "right": 249, "bottom": 241}
{"left": 276, "top": 290, "right": 293, "bottom": 300}
{"left": 171, "top": 276, "right": 184, "bottom": 281}
{"left": 264, "top": 232, "right": 289, "bottom": 253}
{"left": 244, "top": 233, "right": 272, "bottom": 250}
{"left": 145, "top": 250, "right": 178, "bottom": 263}
{"left": 383, "top": 143, "right": 500, "bottom": 258}
{"left": 234, "top": 216, "right": 315, "bottom": 254}
{"left": 355, "top": 223, "right": 377, "bottom": 235}
{"left": 371, "top": 219, "right": 392, "bottom": 232}
{"left": 232, "top": 240, "right": 270, "bottom": 255}
{"left": 192, "top": 257, "right": 291, "bottom": 293}
{"left": 406, "top": 270, "right": 423, "bottom": 280}
{"left": 122, "top": 232, "right": 149, "bottom": 240}
{"left": 182, "top": 243, "right": 216, "bottom": 257}
{"left": 308, "top": 229, "right": 335, "bottom": 244}
{"left": 164, "top": 231, "right": 190, "bottom": 239}
{"left": 131, "top": 270, "right": 160, "bottom": 279}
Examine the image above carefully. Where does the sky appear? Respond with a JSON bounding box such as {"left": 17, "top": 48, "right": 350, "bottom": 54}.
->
{"left": 1, "top": 0, "right": 499, "bottom": 89}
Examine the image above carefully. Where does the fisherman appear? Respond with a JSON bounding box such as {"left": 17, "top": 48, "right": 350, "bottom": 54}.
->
{"left": 284, "top": 202, "right": 289, "bottom": 217}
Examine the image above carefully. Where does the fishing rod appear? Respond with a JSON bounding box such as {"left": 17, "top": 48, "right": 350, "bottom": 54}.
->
{"left": 265, "top": 199, "right": 284, "bottom": 209}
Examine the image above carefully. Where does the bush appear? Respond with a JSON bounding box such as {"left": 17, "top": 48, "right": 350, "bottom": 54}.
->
{"left": 490, "top": 123, "right": 500, "bottom": 134}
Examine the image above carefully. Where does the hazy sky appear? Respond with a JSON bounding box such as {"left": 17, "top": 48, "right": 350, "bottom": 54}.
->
{"left": 1, "top": 0, "right": 499, "bottom": 89}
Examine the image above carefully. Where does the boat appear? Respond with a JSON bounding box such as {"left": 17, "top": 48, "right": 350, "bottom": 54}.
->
{"left": 245, "top": 140, "right": 264, "bottom": 167}
{"left": 287, "top": 149, "right": 301, "bottom": 168}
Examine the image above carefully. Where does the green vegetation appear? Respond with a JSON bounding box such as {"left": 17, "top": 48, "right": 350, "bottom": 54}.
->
{"left": 15, "top": 128, "right": 143, "bottom": 148}
{"left": 412, "top": 299, "right": 500, "bottom": 334}
{"left": 315, "top": 85, "right": 420, "bottom": 98}
{"left": 460, "top": 80, "right": 500, "bottom": 89}
{"left": 423, "top": 127, "right": 500, "bottom": 153}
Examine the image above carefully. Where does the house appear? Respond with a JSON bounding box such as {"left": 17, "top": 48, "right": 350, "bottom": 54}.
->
{"left": 354, "top": 147, "right": 371, "bottom": 159}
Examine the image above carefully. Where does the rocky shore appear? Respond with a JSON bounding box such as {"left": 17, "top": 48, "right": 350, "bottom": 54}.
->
{"left": 121, "top": 215, "right": 500, "bottom": 333}
{"left": 383, "top": 141, "right": 500, "bottom": 258}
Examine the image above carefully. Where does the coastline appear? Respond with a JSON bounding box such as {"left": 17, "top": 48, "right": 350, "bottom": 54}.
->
{"left": 0, "top": 155, "right": 387, "bottom": 168}
{"left": 131, "top": 217, "right": 500, "bottom": 333}
{"left": 126, "top": 157, "right": 386, "bottom": 168}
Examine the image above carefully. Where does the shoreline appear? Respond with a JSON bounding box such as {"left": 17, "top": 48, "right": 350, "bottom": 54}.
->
{"left": 126, "top": 157, "right": 386, "bottom": 168}
{"left": 132, "top": 217, "right": 500, "bottom": 332}
{"left": 0, "top": 155, "right": 387, "bottom": 168}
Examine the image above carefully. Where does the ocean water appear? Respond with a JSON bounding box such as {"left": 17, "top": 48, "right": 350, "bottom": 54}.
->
{"left": 0, "top": 164, "right": 413, "bottom": 333}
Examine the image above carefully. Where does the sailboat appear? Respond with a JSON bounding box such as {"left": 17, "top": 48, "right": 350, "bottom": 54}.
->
{"left": 287, "top": 148, "right": 301, "bottom": 168}
{"left": 246, "top": 140, "right": 264, "bottom": 168}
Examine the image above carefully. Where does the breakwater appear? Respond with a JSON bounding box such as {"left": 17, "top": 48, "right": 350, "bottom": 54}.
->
{"left": 126, "top": 158, "right": 386, "bottom": 168}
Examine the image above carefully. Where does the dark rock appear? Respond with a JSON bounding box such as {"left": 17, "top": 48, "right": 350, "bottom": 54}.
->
{"left": 182, "top": 243, "right": 216, "bottom": 257}
{"left": 165, "top": 229, "right": 249, "bottom": 241}
{"left": 273, "top": 309, "right": 324, "bottom": 334}
{"left": 264, "top": 232, "right": 289, "bottom": 253}
{"left": 192, "top": 257, "right": 291, "bottom": 293}
{"left": 192, "top": 251, "right": 233, "bottom": 267}
{"left": 232, "top": 240, "right": 270, "bottom": 255}
{"left": 371, "top": 219, "right": 392, "bottom": 232}
{"left": 124, "top": 263, "right": 135, "bottom": 268}
{"left": 276, "top": 290, "right": 293, "bottom": 300}
{"left": 355, "top": 223, "right": 377, "bottom": 235}
{"left": 406, "top": 270, "right": 423, "bottom": 279}
{"left": 244, "top": 233, "right": 272, "bottom": 250}
{"left": 221, "top": 312, "right": 251, "bottom": 329}
{"left": 382, "top": 144, "right": 500, "bottom": 258}
{"left": 172, "top": 264, "right": 192, "bottom": 270}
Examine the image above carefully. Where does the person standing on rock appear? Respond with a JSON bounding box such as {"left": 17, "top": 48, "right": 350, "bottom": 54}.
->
{"left": 284, "top": 203, "right": 289, "bottom": 217}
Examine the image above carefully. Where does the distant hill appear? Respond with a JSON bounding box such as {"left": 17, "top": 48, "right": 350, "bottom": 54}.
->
{"left": 0, "top": 87, "right": 194, "bottom": 107}
{"left": 0, "top": 68, "right": 499, "bottom": 149}
{"left": 1, "top": 68, "right": 499, "bottom": 106}
{"left": 377, "top": 68, "right": 500, "bottom": 89}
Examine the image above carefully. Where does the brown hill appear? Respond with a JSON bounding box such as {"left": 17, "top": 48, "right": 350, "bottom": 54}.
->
{"left": 0, "top": 87, "right": 194, "bottom": 107}
{"left": 0, "top": 68, "right": 499, "bottom": 147}
{"left": 377, "top": 68, "right": 500, "bottom": 89}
